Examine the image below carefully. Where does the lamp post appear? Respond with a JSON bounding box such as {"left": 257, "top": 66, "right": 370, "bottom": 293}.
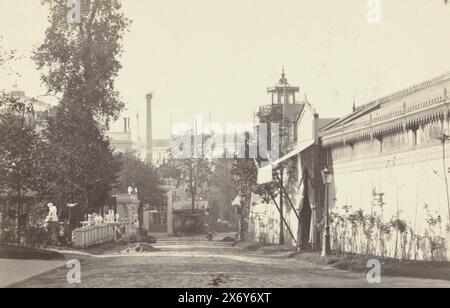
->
{"left": 67, "top": 203, "right": 77, "bottom": 246}
{"left": 321, "top": 168, "right": 333, "bottom": 257}
{"left": 238, "top": 193, "right": 247, "bottom": 241}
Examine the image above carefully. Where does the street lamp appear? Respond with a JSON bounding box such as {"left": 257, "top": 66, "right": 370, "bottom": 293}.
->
{"left": 321, "top": 168, "right": 333, "bottom": 257}
{"left": 67, "top": 203, "right": 77, "bottom": 247}
{"left": 238, "top": 193, "right": 247, "bottom": 241}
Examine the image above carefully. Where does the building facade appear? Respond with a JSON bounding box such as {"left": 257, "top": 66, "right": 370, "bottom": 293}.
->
{"left": 321, "top": 73, "right": 450, "bottom": 261}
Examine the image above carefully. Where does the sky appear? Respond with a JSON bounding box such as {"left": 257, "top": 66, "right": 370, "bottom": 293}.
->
{"left": 1, "top": 0, "right": 450, "bottom": 139}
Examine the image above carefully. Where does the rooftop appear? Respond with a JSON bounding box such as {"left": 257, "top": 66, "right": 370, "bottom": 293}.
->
{"left": 320, "top": 72, "right": 450, "bottom": 146}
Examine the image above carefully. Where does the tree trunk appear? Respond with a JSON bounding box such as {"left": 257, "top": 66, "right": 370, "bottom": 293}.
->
{"left": 138, "top": 202, "right": 144, "bottom": 235}
{"left": 240, "top": 202, "right": 246, "bottom": 241}
{"left": 240, "top": 190, "right": 249, "bottom": 241}
{"left": 279, "top": 168, "right": 285, "bottom": 245}
{"left": 17, "top": 186, "right": 22, "bottom": 245}
{"left": 191, "top": 176, "right": 196, "bottom": 214}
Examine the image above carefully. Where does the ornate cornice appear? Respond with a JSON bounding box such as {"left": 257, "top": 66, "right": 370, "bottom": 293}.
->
{"left": 321, "top": 72, "right": 450, "bottom": 147}
{"left": 322, "top": 98, "right": 449, "bottom": 147}
{"left": 355, "top": 72, "right": 450, "bottom": 112}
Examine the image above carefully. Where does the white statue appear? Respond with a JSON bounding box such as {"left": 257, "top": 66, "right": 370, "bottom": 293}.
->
{"left": 94, "top": 214, "right": 103, "bottom": 225}
{"left": 115, "top": 212, "right": 120, "bottom": 223}
{"left": 108, "top": 210, "right": 115, "bottom": 223}
{"left": 105, "top": 211, "right": 110, "bottom": 223}
{"left": 128, "top": 186, "right": 133, "bottom": 195}
{"left": 45, "top": 203, "right": 58, "bottom": 222}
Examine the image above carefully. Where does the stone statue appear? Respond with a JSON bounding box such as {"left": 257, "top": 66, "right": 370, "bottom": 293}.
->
{"left": 128, "top": 186, "right": 133, "bottom": 195}
{"left": 108, "top": 210, "right": 115, "bottom": 223}
{"left": 94, "top": 214, "right": 103, "bottom": 225}
{"left": 115, "top": 212, "right": 120, "bottom": 223}
{"left": 45, "top": 203, "right": 58, "bottom": 222}
{"left": 88, "top": 214, "right": 94, "bottom": 226}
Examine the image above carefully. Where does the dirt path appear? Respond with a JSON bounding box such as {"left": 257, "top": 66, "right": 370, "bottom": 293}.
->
{"left": 9, "top": 235, "right": 450, "bottom": 288}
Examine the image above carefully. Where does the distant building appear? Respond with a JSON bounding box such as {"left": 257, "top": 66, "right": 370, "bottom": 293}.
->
{"left": 250, "top": 70, "right": 450, "bottom": 260}
{"left": 106, "top": 116, "right": 134, "bottom": 153}
{"left": 1, "top": 85, "right": 53, "bottom": 132}
{"left": 141, "top": 177, "right": 210, "bottom": 235}
{"left": 152, "top": 138, "right": 170, "bottom": 166}
{"left": 107, "top": 93, "right": 170, "bottom": 166}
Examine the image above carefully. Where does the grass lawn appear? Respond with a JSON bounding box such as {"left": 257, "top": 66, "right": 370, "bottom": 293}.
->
{"left": 236, "top": 241, "right": 450, "bottom": 281}
{"left": 0, "top": 243, "right": 64, "bottom": 260}
{"left": 290, "top": 251, "right": 450, "bottom": 281}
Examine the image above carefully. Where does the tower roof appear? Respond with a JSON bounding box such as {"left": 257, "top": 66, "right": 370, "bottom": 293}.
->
{"left": 279, "top": 67, "right": 288, "bottom": 85}
{"left": 267, "top": 68, "right": 300, "bottom": 94}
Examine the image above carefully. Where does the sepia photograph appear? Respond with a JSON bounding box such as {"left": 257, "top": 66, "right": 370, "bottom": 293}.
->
{"left": 1, "top": 0, "right": 450, "bottom": 294}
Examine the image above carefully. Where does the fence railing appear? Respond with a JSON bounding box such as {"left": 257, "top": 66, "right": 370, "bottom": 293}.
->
{"left": 72, "top": 223, "right": 119, "bottom": 249}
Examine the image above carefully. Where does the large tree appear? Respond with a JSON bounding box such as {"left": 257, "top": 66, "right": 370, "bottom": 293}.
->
{"left": 166, "top": 156, "right": 213, "bottom": 213}
{"left": 165, "top": 134, "right": 214, "bottom": 213}
{"left": 0, "top": 40, "right": 40, "bottom": 242}
{"left": 208, "top": 158, "right": 238, "bottom": 225}
{"left": 0, "top": 102, "right": 43, "bottom": 242}
{"left": 231, "top": 158, "right": 281, "bottom": 241}
{"left": 32, "top": 0, "right": 131, "bottom": 222}
{"left": 231, "top": 133, "right": 281, "bottom": 241}
{"left": 39, "top": 103, "right": 122, "bottom": 222}
{"left": 33, "top": 0, "right": 131, "bottom": 125}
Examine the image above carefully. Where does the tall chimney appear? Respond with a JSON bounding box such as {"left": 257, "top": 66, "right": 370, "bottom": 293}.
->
{"left": 146, "top": 93, "right": 153, "bottom": 164}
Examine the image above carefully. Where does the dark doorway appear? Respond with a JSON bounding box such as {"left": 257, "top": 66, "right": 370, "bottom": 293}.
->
{"left": 298, "top": 172, "right": 312, "bottom": 250}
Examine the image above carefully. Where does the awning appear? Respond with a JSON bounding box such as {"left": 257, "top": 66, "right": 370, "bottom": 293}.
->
{"left": 272, "top": 138, "right": 315, "bottom": 167}
{"left": 232, "top": 195, "right": 241, "bottom": 207}
{"left": 257, "top": 165, "right": 273, "bottom": 185}
{"left": 257, "top": 138, "right": 315, "bottom": 184}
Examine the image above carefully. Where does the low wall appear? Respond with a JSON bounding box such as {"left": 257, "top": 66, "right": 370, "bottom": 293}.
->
{"left": 329, "top": 144, "right": 450, "bottom": 261}
{"left": 72, "top": 224, "right": 119, "bottom": 249}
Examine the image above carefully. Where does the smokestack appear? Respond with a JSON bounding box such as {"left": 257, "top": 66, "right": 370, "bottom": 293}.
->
{"left": 146, "top": 93, "right": 153, "bottom": 164}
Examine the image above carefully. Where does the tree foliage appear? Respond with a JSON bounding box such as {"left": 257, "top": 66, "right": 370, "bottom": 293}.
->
{"left": 117, "top": 152, "right": 166, "bottom": 206}
{"left": 0, "top": 113, "right": 42, "bottom": 194}
{"left": 231, "top": 158, "right": 281, "bottom": 240}
{"left": 39, "top": 103, "right": 122, "bottom": 220}
{"left": 166, "top": 156, "right": 213, "bottom": 213}
{"left": 0, "top": 35, "right": 19, "bottom": 76}
{"left": 32, "top": 0, "right": 131, "bottom": 223}
{"left": 0, "top": 92, "right": 34, "bottom": 116}
{"left": 116, "top": 152, "right": 166, "bottom": 232}
{"left": 207, "top": 159, "right": 238, "bottom": 224}
{"left": 0, "top": 104, "right": 44, "bottom": 241}
{"left": 33, "top": 0, "right": 131, "bottom": 124}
